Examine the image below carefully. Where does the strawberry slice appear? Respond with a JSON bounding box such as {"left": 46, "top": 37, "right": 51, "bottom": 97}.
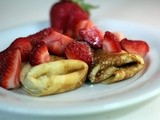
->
{"left": 27, "top": 28, "right": 52, "bottom": 46}
{"left": 27, "top": 28, "right": 73, "bottom": 56}
{"left": 43, "top": 30, "right": 74, "bottom": 56}
{"left": 29, "top": 42, "right": 51, "bottom": 66}
{"left": 102, "top": 31, "right": 121, "bottom": 53}
{"left": 120, "top": 38, "right": 149, "bottom": 57}
{"left": 112, "top": 32, "right": 125, "bottom": 41}
{"left": 65, "top": 41, "right": 93, "bottom": 64}
{"left": 0, "top": 49, "right": 21, "bottom": 89}
{"left": 74, "top": 20, "right": 94, "bottom": 37}
{"left": 9, "top": 37, "right": 32, "bottom": 62}
{"left": 79, "top": 26, "right": 103, "bottom": 48}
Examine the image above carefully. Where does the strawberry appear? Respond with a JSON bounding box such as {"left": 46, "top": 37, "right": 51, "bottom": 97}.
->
{"left": 112, "top": 32, "right": 125, "bottom": 41}
{"left": 102, "top": 31, "right": 121, "bottom": 53}
{"left": 0, "top": 49, "right": 21, "bottom": 89}
{"left": 9, "top": 37, "right": 32, "bottom": 62}
{"left": 60, "top": 0, "right": 97, "bottom": 13}
{"left": 29, "top": 42, "right": 51, "bottom": 66}
{"left": 27, "top": 28, "right": 74, "bottom": 56}
{"left": 120, "top": 38, "right": 149, "bottom": 57}
{"left": 65, "top": 41, "right": 93, "bottom": 64}
{"left": 74, "top": 20, "right": 94, "bottom": 37}
{"left": 27, "top": 28, "right": 52, "bottom": 46}
{"left": 79, "top": 26, "right": 103, "bottom": 48}
{"left": 43, "top": 30, "right": 74, "bottom": 56}
{"left": 50, "top": 1, "right": 89, "bottom": 37}
{"left": 65, "top": 9, "right": 89, "bottom": 35}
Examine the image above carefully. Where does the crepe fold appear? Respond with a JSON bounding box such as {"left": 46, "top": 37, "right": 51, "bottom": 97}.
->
{"left": 88, "top": 50, "right": 144, "bottom": 84}
{"left": 20, "top": 60, "right": 88, "bottom": 96}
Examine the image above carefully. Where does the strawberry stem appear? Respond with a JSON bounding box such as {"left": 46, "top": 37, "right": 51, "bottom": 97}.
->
{"left": 71, "top": 0, "right": 98, "bottom": 13}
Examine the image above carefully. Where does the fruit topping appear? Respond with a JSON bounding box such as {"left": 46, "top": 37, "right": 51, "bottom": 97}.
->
{"left": 74, "top": 20, "right": 94, "bottom": 37}
{"left": 44, "top": 30, "right": 74, "bottom": 56}
{"left": 9, "top": 37, "right": 32, "bottom": 62}
{"left": 0, "top": 49, "right": 21, "bottom": 89}
{"left": 112, "top": 32, "right": 125, "bottom": 41}
{"left": 120, "top": 38, "right": 149, "bottom": 57}
{"left": 102, "top": 31, "right": 121, "bottom": 53}
{"left": 79, "top": 26, "right": 103, "bottom": 48}
{"left": 65, "top": 41, "right": 93, "bottom": 64}
{"left": 27, "top": 28, "right": 52, "bottom": 46}
{"left": 29, "top": 42, "right": 50, "bottom": 66}
{"left": 27, "top": 28, "right": 74, "bottom": 56}
{"left": 27, "top": 28, "right": 53, "bottom": 46}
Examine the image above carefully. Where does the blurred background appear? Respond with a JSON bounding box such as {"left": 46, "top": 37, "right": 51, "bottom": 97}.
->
{"left": 0, "top": 0, "right": 160, "bottom": 31}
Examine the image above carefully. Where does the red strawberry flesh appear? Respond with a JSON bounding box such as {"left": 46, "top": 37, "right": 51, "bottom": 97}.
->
{"left": 50, "top": 1, "right": 89, "bottom": 37}
{"left": 102, "top": 31, "right": 121, "bottom": 53}
{"left": 79, "top": 26, "right": 103, "bottom": 48}
{"left": 9, "top": 37, "right": 32, "bottom": 62}
{"left": 120, "top": 38, "right": 149, "bottom": 57}
{"left": 74, "top": 20, "right": 94, "bottom": 37}
{"left": 27, "top": 28, "right": 52, "bottom": 46}
{"left": 27, "top": 28, "right": 74, "bottom": 56}
{"left": 42, "top": 30, "right": 74, "bottom": 56}
{"left": 29, "top": 42, "right": 50, "bottom": 66}
{"left": 65, "top": 41, "right": 93, "bottom": 64}
{"left": 0, "top": 49, "right": 21, "bottom": 89}
{"left": 66, "top": 8, "right": 89, "bottom": 32}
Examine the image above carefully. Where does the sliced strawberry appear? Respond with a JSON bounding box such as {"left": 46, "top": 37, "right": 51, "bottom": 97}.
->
{"left": 65, "top": 41, "right": 93, "bottom": 64}
{"left": 79, "top": 26, "right": 103, "bottom": 48}
{"left": 0, "top": 49, "right": 21, "bottom": 89}
{"left": 29, "top": 42, "right": 51, "bottom": 66}
{"left": 112, "top": 32, "right": 125, "bottom": 41}
{"left": 74, "top": 20, "right": 94, "bottom": 37}
{"left": 120, "top": 38, "right": 149, "bottom": 57}
{"left": 102, "top": 31, "right": 121, "bottom": 53}
{"left": 43, "top": 30, "right": 74, "bottom": 56}
{"left": 9, "top": 37, "right": 32, "bottom": 62}
{"left": 27, "top": 28, "right": 74, "bottom": 56}
{"left": 27, "top": 28, "right": 52, "bottom": 46}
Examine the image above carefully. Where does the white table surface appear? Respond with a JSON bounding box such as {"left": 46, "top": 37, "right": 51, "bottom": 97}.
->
{"left": 0, "top": 0, "right": 160, "bottom": 120}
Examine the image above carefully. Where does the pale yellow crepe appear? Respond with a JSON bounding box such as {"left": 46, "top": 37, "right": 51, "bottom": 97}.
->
{"left": 88, "top": 50, "right": 144, "bottom": 84}
{"left": 20, "top": 60, "right": 88, "bottom": 96}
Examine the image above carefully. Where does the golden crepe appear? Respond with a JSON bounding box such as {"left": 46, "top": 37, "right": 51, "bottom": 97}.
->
{"left": 88, "top": 50, "right": 144, "bottom": 84}
{"left": 20, "top": 59, "right": 88, "bottom": 96}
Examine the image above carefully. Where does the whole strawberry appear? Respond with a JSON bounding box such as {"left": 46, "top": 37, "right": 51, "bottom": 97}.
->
{"left": 50, "top": 0, "right": 95, "bottom": 37}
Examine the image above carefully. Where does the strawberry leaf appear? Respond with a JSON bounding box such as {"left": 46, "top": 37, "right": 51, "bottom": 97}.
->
{"left": 71, "top": 0, "right": 98, "bottom": 13}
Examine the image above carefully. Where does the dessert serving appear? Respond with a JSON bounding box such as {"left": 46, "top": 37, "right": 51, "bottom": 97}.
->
{"left": 0, "top": 0, "right": 149, "bottom": 96}
{"left": 89, "top": 50, "right": 144, "bottom": 84}
{"left": 20, "top": 60, "right": 88, "bottom": 96}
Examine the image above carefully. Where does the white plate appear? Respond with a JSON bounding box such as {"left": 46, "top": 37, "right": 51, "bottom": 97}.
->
{"left": 0, "top": 19, "right": 160, "bottom": 120}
